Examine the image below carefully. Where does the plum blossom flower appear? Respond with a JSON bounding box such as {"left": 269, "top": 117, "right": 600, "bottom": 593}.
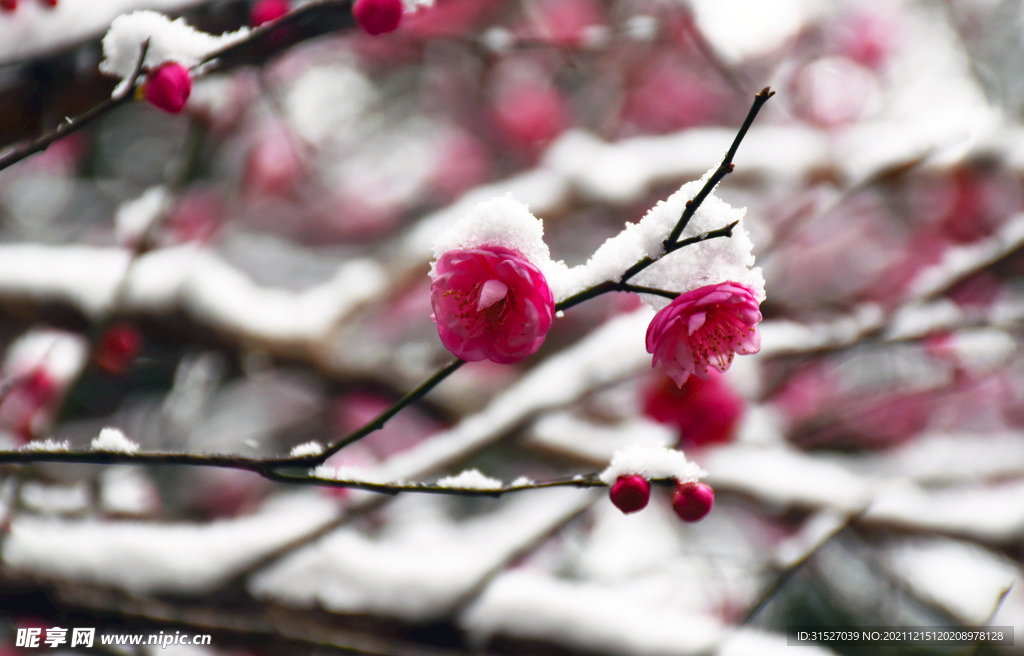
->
{"left": 430, "top": 245, "right": 555, "bottom": 364}
{"left": 646, "top": 281, "right": 761, "bottom": 386}
{"left": 643, "top": 370, "right": 743, "bottom": 448}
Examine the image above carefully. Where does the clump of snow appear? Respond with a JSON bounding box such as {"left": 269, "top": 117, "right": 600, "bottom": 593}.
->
{"left": 290, "top": 441, "right": 324, "bottom": 457}
{"left": 20, "top": 439, "right": 70, "bottom": 452}
{"left": 90, "top": 427, "right": 140, "bottom": 454}
{"left": 430, "top": 194, "right": 556, "bottom": 277}
{"left": 436, "top": 469, "right": 503, "bottom": 490}
{"left": 100, "top": 11, "right": 250, "bottom": 96}
{"left": 599, "top": 446, "right": 706, "bottom": 485}
{"left": 510, "top": 476, "right": 535, "bottom": 488}
{"left": 625, "top": 173, "right": 764, "bottom": 310}
{"left": 431, "top": 174, "right": 762, "bottom": 309}
{"left": 311, "top": 464, "right": 388, "bottom": 485}
{"left": 115, "top": 185, "right": 169, "bottom": 247}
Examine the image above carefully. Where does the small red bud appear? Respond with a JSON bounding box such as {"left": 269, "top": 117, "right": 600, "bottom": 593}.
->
{"left": 1, "top": 0, "right": 18, "bottom": 12}
{"left": 609, "top": 475, "right": 650, "bottom": 514}
{"left": 41, "top": 0, "right": 58, "bottom": 7}
{"left": 144, "top": 63, "right": 192, "bottom": 114}
{"left": 672, "top": 481, "right": 714, "bottom": 522}
{"left": 251, "top": 0, "right": 289, "bottom": 26}
{"left": 96, "top": 324, "right": 143, "bottom": 375}
{"left": 353, "top": 0, "right": 403, "bottom": 35}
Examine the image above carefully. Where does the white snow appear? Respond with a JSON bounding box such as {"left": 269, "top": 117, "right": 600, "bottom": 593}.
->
{"left": 435, "top": 469, "right": 503, "bottom": 490}
{"left": 20, "top": 482, "right": 90, "bottom": 514}
{"left": 20, "top": 439, "right": 71, "bottom": 452}
{"left": 430, "top": 175, "right": 763, "bottom": 308}
{"left": 91, "top": 427, "right": 140, "bottom": 454}
{"left": 310, "top": 464, "right": 388, "bottom": 485}
{"left": 529, "top": 412, "right": 676, "bottom": 463}
{"left": 599, "top": 446, "right": 706, "bottom": 485}
{"left": 289, "top": 441, "right": 324, "bottom": 457}
{"left": 0, "top": 0, "right": 208, "bottom": 65}
{"left": 2, "top": 492, "right": 339, "bottom": 593}
{"left": 462, "top": 568, "right": 727, "bottom": 655}
{"left": 2, "top": 327, "right": 89, "bottom": 386}
{"left": 883, "top": 538, "right": 1018, "bottom": 624}
{"left": 100, "top": 10, "right": 250, "bottom": 96}
{"left": 0, "top": 243, "right": 385, "bottom": 341}
{"left": 863, "top": 478, "right": 1024, "bottom": 543}
{"left": 100, "top": 467, "right": 161, "bottom": 516}
{"left": 115, "top": 185, "right": 169, "bottom": 247}
{"left": 702, "top": 445, "right": 874, "bottom": 512}
{"left": 509, "top": 476, "right": 535, "bottom": 487}
{"left": 250, "top": 489, "right": 594, "bottom": 620}
{"left": 430, "top": 194, "right": 553, "bottom": 276}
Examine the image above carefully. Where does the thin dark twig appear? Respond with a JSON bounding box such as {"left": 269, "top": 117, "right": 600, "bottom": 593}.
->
{"left": 664, "top": 87, "right": 773, "bottom": 247}
{"left": 307, "top": 358, "right": 466, "bottom": 463}
{"left": 557, "top": 219, "right": 740, "bottom": 311}
{"left": 0, "top": 40, "right": 150, "bottom": 174}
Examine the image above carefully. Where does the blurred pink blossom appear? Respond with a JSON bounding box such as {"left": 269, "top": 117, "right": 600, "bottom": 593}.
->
{"left": 643, "top": 370, "right": 743, "bottom": 448}
{"left": 646, "top": 282, "right": 762, "bottom": 386}
{"left": 430, "top": 245, "right": 555, "bottom": 364}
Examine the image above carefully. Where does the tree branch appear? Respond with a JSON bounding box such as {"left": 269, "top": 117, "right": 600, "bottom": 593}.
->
{"left": 0, "top": 40, "right": 150, "bottom": 173}
{"left": 664, "top": 87, "right": 773, "bottom": 247}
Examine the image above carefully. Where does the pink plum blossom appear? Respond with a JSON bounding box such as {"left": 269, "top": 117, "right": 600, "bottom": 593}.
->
{"left": 643, "top": 370, "right": 743, "bottom": 448}
{"left": 430, "top": 245, "right": 555, "bottom": 364}
{"left": 646, "top": 282, "right": 762, "bottom": 386}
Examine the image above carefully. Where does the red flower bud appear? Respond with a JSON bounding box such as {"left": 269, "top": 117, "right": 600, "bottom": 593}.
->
{"left": 609, "top": 475, "right": 650, "bottom": 514}
{"left": 1, "top": 0, "right": 17, "bottom": 11}
{"left": 41, "top": 0, "right": 58, "bottom": 7}
{"left": 144, "top": 63, "right": 192, "bottom": 114}
{"left": 672, "top": 481, "right": 714, "bottom": 522}
{"left": 353, "top": 0, "right": 403, "bottom": 35}
{"left": 251, "top": 0, "right": 289, "bottom": 26}
{"left": 96, "top": 324, "right": 143, "bottom": 375}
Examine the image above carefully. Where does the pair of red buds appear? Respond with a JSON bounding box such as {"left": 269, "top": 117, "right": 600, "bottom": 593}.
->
{"left": 609, "top": 475, "right": 715, "bottom": 522}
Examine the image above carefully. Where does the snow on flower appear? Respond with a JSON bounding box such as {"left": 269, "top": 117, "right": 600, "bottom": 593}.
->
{"left": 430, "top": 245, "right": 555, "bottom": 364}
{"left": 598, "top": 445, "right": 706, "bottom": 485}
{"left": 100, "top": 10, "right": 250, "bottom": 97}
{"left": 435, "top": 469, "right": 503, "bottom": 490}
{"left": 646, "top": 281, "right": 762, "bottom": 386}
{"left": 430, "top": 194, "right": 553, "bottom": 278}
{"left": 91, "top": 427, "right": 140, "bottom": 454}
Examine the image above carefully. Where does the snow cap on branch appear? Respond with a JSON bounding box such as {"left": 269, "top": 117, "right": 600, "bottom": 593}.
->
{"left": 584, "top": 170, "right": 765, "bottom": 310}
{"left": 599, "top": 445, "right": 706, "bottom": 485}
{"left": 91, "top": 427, "right": 140, "bottom": 454}
{"left": 436, "top": 469, "right": 503, "bottom": 490}
{"left": 100, "top": 10, "right": 250, "bottom": 97}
